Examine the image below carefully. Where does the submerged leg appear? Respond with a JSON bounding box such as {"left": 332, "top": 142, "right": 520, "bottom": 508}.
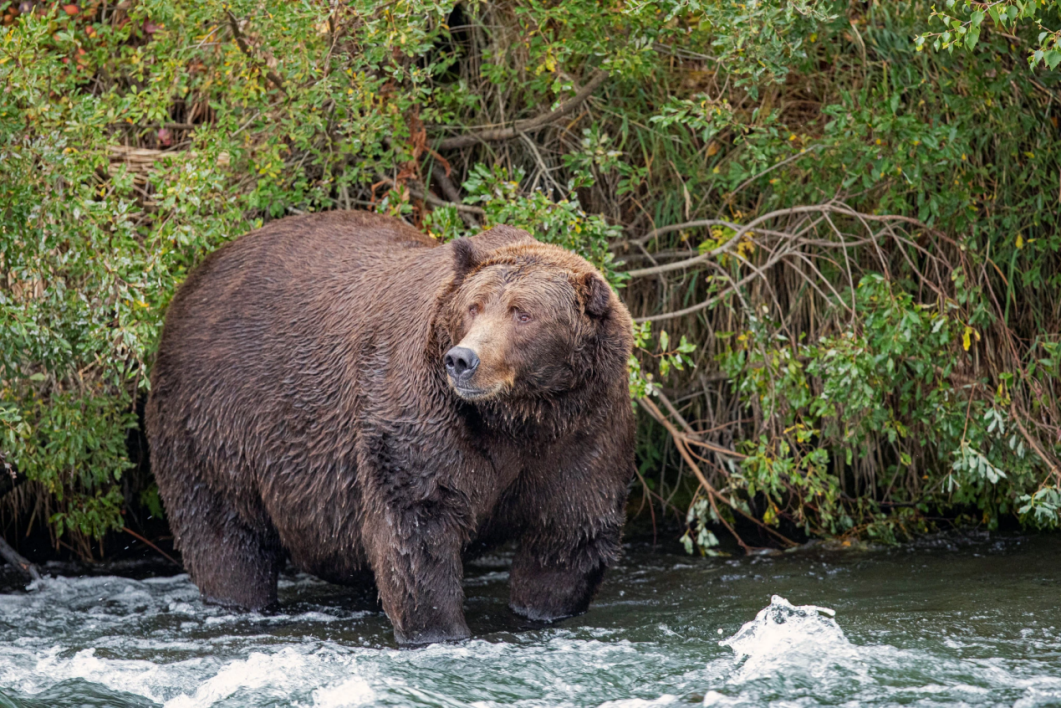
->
{"left": 162, "top": 475, "right": 282, "bottom": 611}
{"left": 508, "top": 427, "right": 633, "bottom": 622}
{"left": 362, "top": 500, "right": 471, "bottom": 645}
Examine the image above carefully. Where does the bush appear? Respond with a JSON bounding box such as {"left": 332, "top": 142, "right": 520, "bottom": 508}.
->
{"left": 1, "top": 0, "right": 1059, "bottom": 556}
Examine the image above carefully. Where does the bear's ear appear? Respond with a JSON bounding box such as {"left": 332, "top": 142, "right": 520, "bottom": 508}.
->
{"left": 576, "top": 271, "right": 612, "bottom": 319}
{"left": 452, "top": 238, "right": 478, "bottom": 280}
{"left": 453, "top": 226, "right": 535, "bottom": 281}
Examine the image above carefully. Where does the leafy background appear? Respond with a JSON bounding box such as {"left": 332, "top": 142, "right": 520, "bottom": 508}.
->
{"left": 1, "top": 0, "right": 1059, "bottom": 560}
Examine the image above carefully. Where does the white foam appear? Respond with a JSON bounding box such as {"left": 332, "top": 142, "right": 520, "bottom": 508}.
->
{"left": 164, "top": 647, "right": 325, "bottom": 707}
{"left": 598, "top": 696, "right": 678, "bottom": 707}
{"left": 309, "top": 675, "right": 377, "bottom": 707}
{"left": 719, "top": 595, "right": 863, "bottom": 682}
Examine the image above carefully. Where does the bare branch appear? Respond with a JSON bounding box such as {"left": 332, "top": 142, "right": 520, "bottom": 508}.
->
{"left": 226, "top": 11, "right": 287, "bottom": 95}
{"left": 633, "top": 246, "right": 794, "bottom": 323}
{"left": 430, "top": 165, "right": 479, "bottom": 228}
{"left": 0, "top": 535, "right": 40, "bottom": 582}
{"left": 611, "top": 219, "right": 739, "bottom": 253}
{"left": 375, "top": 175, "right": 486, "bottom": 217}
{"left": 436, "top": 71, "right": 609, "bottom": 150}
{"left": 623, "top": 203, "right": 940, "bottom": 279}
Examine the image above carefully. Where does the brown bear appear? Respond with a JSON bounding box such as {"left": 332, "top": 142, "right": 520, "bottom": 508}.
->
{"left": 145, "top": 210, "right": 635, "bottom": 645}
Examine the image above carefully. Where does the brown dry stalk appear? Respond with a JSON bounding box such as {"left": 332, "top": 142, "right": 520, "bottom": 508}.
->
{"left": 122, "top": 527, "right": 181, "bottom": 568}
{"left": 638, "top": 396, "right": 797, "bottom": 551}
{"left": 436, "top": 70, "right": 609, "bottom": 150}
{"left": 226, "top": 11, "right": 288, "bottom": 96}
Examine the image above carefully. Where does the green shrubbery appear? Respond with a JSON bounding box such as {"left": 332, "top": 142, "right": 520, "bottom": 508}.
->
{"left": 1, "top": 0, "right": 1059, "bottom": 556}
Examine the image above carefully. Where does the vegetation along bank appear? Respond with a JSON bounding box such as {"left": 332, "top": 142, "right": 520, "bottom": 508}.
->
{"left": 2, "top": 0, "right": 1060, "bottom": 562}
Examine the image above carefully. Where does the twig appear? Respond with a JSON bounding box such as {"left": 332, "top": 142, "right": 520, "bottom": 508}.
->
{"left": 226, "top": 11, "right": 287, "bottom": 95}
{"left": 436, "top": 70, "right": 609, "bottom": 150}
{"left": 123, "top": 527, "right": 181, "bottom": 567}
{"left": 653, "top": 391, "right": 746, "bottom": 459}
{"left": 376, "top": 175, "right": 486, "bottom": 216}
{"left": 611, "top": 219, "right": 738, "bottom": 253}
{"left": 430, "top": 165, "right": 479, "bottom": 227}
{"left": 639, "top": 397, "right": 796, "bottom": 551}
{"left": 623, "top": 203, "right": 940, "bottom": 280}
{"left": 0, "top": 535, "right": 41, "bottom": 582}
{"left": 720, "top": 144, "right": 826, "bottom": 208}
{"left": 1010, "top": 402, "right": 1061, "bottom": 485}
{"left": 633, "top": 246, "right": 793, "bottom": 323}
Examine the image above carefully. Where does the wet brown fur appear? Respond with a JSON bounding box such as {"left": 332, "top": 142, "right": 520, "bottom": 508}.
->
{"left": 145, "top": 211, "right": 635, "bottom": 645}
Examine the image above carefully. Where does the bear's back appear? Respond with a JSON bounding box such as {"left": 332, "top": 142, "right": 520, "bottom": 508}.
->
{"left": 148, "top": 211, "right": 452, "bottom": 508}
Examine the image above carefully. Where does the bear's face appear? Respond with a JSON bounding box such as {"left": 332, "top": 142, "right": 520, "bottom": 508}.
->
{"left": 441, "top": 239, "right": 615, "bottom": 403}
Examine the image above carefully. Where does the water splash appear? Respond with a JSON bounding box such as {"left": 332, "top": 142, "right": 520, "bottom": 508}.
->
{"left": 719, "top": 595, "right": 863, "bottom": 681}
{"left": 705, "top": 595, "right": 1061, "bottom": 706}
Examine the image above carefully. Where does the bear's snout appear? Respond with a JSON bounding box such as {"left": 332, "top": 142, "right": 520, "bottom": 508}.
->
{"left": 445, "top": 346, "right": 480, "bottom": 383}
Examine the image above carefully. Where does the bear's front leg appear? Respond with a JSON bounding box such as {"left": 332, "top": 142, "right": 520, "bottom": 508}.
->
{"left": 363, "top": 502, "right": 471, "bottom": 645}
{"left": 507, "top": 539, "right": 615, "bottom": 624}
{"left": 507, "top": 423, "right": 632, "bottom": 623}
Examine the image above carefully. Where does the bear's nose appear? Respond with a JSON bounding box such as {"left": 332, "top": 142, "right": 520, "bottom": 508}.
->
{"left": 444, "top": 346, "right": 480, "bottom": 380}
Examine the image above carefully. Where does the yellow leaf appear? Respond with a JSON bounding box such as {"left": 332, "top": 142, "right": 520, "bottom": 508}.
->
{"left": 1016, "top": 233, "right": 1024, "bottom": 249}
{"left": 962, "top": 326, "right": 974, "bottom": 351}
{"left": 706, "top": 141, "right": 719, "bottom": 156}
{"left": 763, "top": 505, "right": 777, "bottom": 525}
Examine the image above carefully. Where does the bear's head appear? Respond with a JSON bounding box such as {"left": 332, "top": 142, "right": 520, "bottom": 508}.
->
{"left": 438, "top": 226, "right": 633, "bottom": 407}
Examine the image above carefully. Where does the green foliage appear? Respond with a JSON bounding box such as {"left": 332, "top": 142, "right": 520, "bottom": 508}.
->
{"left": 720, "top": 275, "right": 1047, "bottom": 539}
{"left": 629, "top": 323, "right": 696, "bottom": 400}
{"left": 916, "top": 0, "right": 1061, "bottom": 65}
{"left": 2, "top": 0, "right": 1060, "bottom": 555}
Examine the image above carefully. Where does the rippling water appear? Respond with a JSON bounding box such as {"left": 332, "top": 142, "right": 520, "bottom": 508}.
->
{"left": 0, "top": 532, "right": 1058, "bottom": 707}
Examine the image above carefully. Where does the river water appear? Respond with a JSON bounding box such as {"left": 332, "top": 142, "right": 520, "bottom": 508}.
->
{"left": 0, "top": 532, "right": 1058, "bottom": 707}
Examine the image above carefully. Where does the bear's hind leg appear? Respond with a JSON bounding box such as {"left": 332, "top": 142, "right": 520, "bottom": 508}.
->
{"left": 192, "top": 518, "right": 282, "bottom": 611}
{"left": 166, "top": 480, "right": 283, "bottom": 611}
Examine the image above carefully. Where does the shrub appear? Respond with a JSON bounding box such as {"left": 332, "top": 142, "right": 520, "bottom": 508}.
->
{"left": 1, "top": 0, "right": 1059, "bottom": 556}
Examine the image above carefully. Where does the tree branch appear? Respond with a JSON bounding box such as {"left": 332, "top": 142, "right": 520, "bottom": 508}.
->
{"left": 622, "top": 204, "right": 939, "bottom": 279}
{"left": 638, "top": 397, "right": 796, "bottom": 551}
{"left": 431, "top": 165, "right": 479, "bottom": 227}
{"left": 375, "top": 175, "right": 486, "bottom": 216}
{"left": 611, "top": 219, "right": 738, "bottom": 253}
{"left": 435, "top": 70, "right": 609, "bottom": 150}
{"left": 0, "top": 535, "right": 40, "bottom": 582}
{"left": 226, "top": 11, "right": 287, "bottom": 95}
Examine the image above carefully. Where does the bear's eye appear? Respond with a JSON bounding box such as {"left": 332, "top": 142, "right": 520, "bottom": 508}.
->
{"left": 468, "top": 304, "right": 480, "bottom": 317}
{"left": 514, "top": 309, "right": 532, "bottom": 324}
